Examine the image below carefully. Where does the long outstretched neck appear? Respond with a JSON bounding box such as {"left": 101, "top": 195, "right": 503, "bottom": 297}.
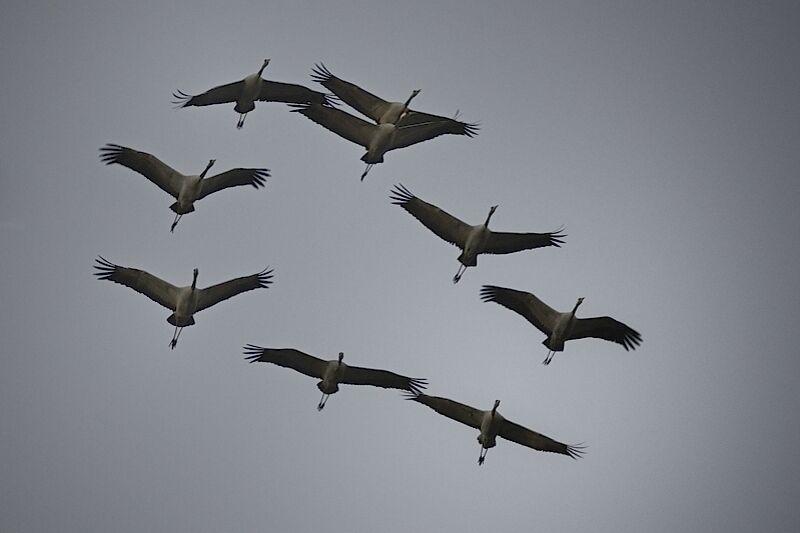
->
{"left": 337, "top": 352, "right": 344, "bottom": 367}
{"left": 199, "top": 159, "right": 216, "bottom": 181}
{"left": 484, "top": 205, "right": 498, "bottom": 227}
{"left": 491, "top": 399, "right": 500, "bottom": 417}
{"left": 191, "top": 268, "right": 199, "bottom": 291}
{"left": 397, "top": 89, "right": 420, "bottom": 123}
{"left": 571, "top": 298, "right": 584, "bottom": 317}
{"left": 258, "top": 58, "right": 271, "bottom": 77}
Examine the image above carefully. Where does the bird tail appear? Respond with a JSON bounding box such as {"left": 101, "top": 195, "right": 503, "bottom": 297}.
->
{"left": 167, "top": 314, "right": 195, "bottom": 327}
{"left": 169, "top": 202, "right": 195, "bottom": 214}
{"left": 360, "top": 153, "right": 384, "bottom": 164}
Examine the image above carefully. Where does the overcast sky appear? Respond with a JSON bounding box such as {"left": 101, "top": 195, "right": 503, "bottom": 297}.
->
{"left": 2, "top": 1, "right": 799, "bottom": 532}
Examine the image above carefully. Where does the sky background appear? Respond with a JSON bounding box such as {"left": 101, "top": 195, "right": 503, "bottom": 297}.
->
{"left": 2, "top": 1, "right": 799, "bottom": 532}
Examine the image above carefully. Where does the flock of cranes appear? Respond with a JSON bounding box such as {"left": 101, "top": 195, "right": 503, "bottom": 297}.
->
{"left": 95, "top": 59, "right": 642, "bottom": 465}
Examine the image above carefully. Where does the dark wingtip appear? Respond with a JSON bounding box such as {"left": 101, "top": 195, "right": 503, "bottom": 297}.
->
{"left": 310, "top": 62, "right": 335, "bottom": 84}
{"left": 93, "top": 255, "right": 117, "bottom": 280}
{"left": 243, "top": 344, "right": 266, "bottom": 362}
{"left": 389, "top": 183, "right": 415, "bottom": 206}
{"left": 171, "top": 90, "right": 192, "bottom": 108}
{"left": 479, "top": 285, "right": 501, "bottom": 302}
{"left": 566, "top": 442, "right": 587, "bottom": 460}
{"left": 98, "top": 143, "right": 124, "bottom": 164}
{"left": 257, "top": 268, "right": 274, "bottom": 288}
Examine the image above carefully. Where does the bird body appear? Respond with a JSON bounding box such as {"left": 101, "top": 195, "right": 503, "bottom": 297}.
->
{"left": 480, "top": 285, "right": 641, "bottom": 364}
{"left": 390, "top": 185, "right": 564, "bottom": 282}
{"left": 406, "top": 393, "right": 584, "bottom": 465}
{"left": 94, "top": 257, "right": 273, "bottom": 348}
{"left": 243, "top": 347, "right": 426, "bottom": 410}
{"left": 99, "top": 144, "right": 268, "bottom": 232}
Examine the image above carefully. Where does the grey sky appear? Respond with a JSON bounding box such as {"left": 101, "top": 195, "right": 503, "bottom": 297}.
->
{"left": 2, "top": 1, "right": 799, "bottom": 532}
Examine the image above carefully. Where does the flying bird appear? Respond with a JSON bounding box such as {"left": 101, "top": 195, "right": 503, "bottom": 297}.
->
{"left": 99, "top": 144, "right": 269, "bottom": 232}
{"left": 173, "top": 59, "right": 331, "bottom": 129}
{"left": 290, "top": 85, "right": 477, "bottom": 180}
{"left": 312, "top": 63, "right": 467, "bottom": 127}
{"left": 480, "top": 285, "right": 642, "bottom": 364}
{"left": 390, "top": 184, "right": 565, "bottom": 283}
{"left": 243, "top": 346, "right": 427, "bottom": 410}
{"left": 405, "top": 393, "right": 584, "bottom": 465}
{"left": 94, "top": 257, "right": 273, "bottom": 349}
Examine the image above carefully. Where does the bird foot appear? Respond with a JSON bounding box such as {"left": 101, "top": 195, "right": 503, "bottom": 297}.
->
{"left": 170, "top": 339, "right": 178, "bottom": 349}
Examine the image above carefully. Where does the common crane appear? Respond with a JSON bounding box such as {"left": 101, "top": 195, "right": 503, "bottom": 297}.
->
{"left": 405, "top": 393, "right": 584, "bottom": 465}
{"left": 99, "top": 144, "right": 269, "bottom": 232}
{"left": 243, "top": 346, "right": 426, "bottom": 410}
{"left": 94, "top": 257, "right": 273, "bottom": 349}
{"left": 480, "top": 285, "right": 642, "bottom": 364}
{"left": 390, "top": 184, "right": 565, "bottom": 283}
{"left": 173, "top": 59, "right": 331, "bottom": 129}
{"left": 290, "top": 103, "right": 477, "bottom": 181}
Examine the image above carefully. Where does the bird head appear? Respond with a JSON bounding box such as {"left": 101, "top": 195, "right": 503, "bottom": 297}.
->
{"left": 191, "top": 268, "right": 199, "bottom": 288}
{"left": 338, "top": 352, "right": 344, "bottom": 363}
{"left": 492, "top": 399, "right": 501, "bottom": 412}
{"left": 200, "top": 159, "right": 216, "bottom": 178}
{"left": 404, "top": 89, "right": 421, "bottom": 107}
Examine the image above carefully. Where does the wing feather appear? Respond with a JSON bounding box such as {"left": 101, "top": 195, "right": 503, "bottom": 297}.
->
{"left": 499, "top": 419, "right": 585, "bottom": 459}
{"left": 483, "top": 228, "right": 566, "bottom": 254}
{"left": 194, "top": 268, "right": 273, "bottom": 313}
{"left": 93, "top": 256, "right": 178, "bottom": 311}
{"left": 390, "top": 184, "right": 471, "bottom": 247}
{"left": 311, "top": 63, "right": 391, "bottom": 122}
{"left": 196, "top": 168, "right": 269, "bottom": 200}
{"left": 258, "top": 79, "right": 331, "bottom": 105}
{"left": 172, "top": 81, "right": 244, "bottom": 107}
{"left": 390, "top": 116, "right": 479, "bottom": 150}
{"left": 405, "top": 392, "right": 484, "bottom": 430}
{"left": 480, "top": 285, "right": 560, "bottom": 335}
{"left": 340, "top": 365, "right": 426, "bottom": 393}
{"left": 99, "top": 144, "right": 184, "bottom": 198}
{"left": 243, "top": 346, "right": 328, "bottom": 379}
{"left": 290, "top": 103, "right": 375, "bottom": 148}
{"left": 569, "top": 317, "right": 642, "bottom": 350}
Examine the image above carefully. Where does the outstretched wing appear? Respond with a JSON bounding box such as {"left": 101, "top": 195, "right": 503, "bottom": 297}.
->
{"left": 311, "top": 63, "right": 390, "bottom": 122}
{"left": 480, "top": 285, "right": 559, "bottom": 336}
{"left": 483, "top": 228, "right": 566, "bottom": 254}
{"left": 172, "top": 81, "right": 244, "bottom": 107}
{"left": 93, "top": 256, "right": 178, "bottom": 311}
{"left": 499, "top": 419, "right": 585, "bottom": 459}
{"left": 390, "top": 184, "right": 471, "bottom": 248}
{"left": 290, "top": 103, "right": 376, "bottom": 149}
{"left": 405, "top": 392, "right": 484, "bottom": 430}
{"left": 341, "top": 365, "right": 426, "bottom": 393}
{"left": 258, "top": 79, "right": 331, "bottom": 105}
{"left": 197, "top": 168, "right": 269, "bottom": 200}
{"left": 99, "top": 144, "right": 184, "bottom": 198}
{"left": 243, "top": 346, "right": 327, "bottom": 379}
{"left": 194, "top": 268, "right": 273, "bottom": 313}
{"left": 570, "top": 317, "right": 642, "bottom": 350}
{"left": 390, "top": 116, "right": 479, "bottom": 151}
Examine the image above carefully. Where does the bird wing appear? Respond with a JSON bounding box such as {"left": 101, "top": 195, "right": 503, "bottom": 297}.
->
{"left": 242, "top": 346, "right": 328, "bottom": 379}
{"left": 290, "top": 103, "right": 376, "bottom": 149}
{"left": 340, "top": 365, "right": 427, "bottom": 393}
{"left": 172, "top": 81, "right": 244, "bottom": 107}
{"left": 480, "top": 285, "right": 560, "bottom": 335}
{"left": 194, "top": 268, "right": 273, "bottom": 313}
{"left": 390, "top": 184, "right": 471, "bottom": 248}
{"left": 172, "top": 80, "right": 244, "bottom": 107}
{"left": 483, "top": 228, "right": 566, "bottom": 255}
{"left": 405, "top": 392, "right": 484, "bottom": 430}
{"left": 196, "top": 168, "right": 269, "bottom": 200}
{"left": 258, "top": 79, "right": 331, "bottom": 105}
{"left": 310, "top": 63, "right": 391, "bottom": 122}
{"left": 389, "top": 115, "right": 479, "bottom": 151}
{"left": 569, "top": 317, "right": 642, "bottom": 350}
{"left": 99, "top": 144, "right": 184, "bottom": 198}
{"left": 94, "top": 256, "right": 178, "bottom": 311}
{"left": 499, "top": 419, "right": 585, "bottom": 459}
